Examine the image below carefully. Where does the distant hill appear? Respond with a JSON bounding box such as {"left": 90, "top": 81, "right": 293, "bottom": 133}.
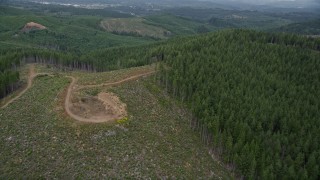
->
{"left": 272, "top": 19, "right": 320, "bottom": 35}
{"left": 100, "top": 18, "right": 171, "bottom": 39}
{"left": 1, "top": 2, "right": 320, "bottom": 177}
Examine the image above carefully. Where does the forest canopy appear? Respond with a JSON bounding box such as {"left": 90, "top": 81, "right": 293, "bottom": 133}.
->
{"left": 1, "top": 29, "right": 320, "bottom": 179}
{"left": 154, "top": 29, "right": 320, "bottom": 179}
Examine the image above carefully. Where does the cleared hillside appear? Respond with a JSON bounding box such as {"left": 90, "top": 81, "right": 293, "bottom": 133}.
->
{"left": 1, "top": 3, "right": 320, "bottom": 179}
{"left": 0, "top": 65, "right": 231, "bottom": 178}
{"left": 100, "top": 18, "right": 172, "bottom": 39}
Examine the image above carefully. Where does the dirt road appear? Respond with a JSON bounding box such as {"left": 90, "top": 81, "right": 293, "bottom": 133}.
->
{"left": 64, "top": 76, "right": 116, "bottom": 123}
{"left": 0, "top": 64, "right": 51, "bottom": 109}
{"left": 64, "top": 76, "right": 99, "bottom": 122}
{"left": 77, "top": 71, "right": 156, "bottom": 90}
{"left": 1, "top": 64, "right": 156, "bottom": 123}
{"left": 65, "top": 71, "right": 155, "bottom": 123}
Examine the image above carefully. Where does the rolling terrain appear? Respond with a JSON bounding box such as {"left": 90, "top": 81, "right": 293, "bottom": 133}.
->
{"left": 1, "top": 2, "right": 320, "bottom": 179}
{"left": 0, "top": 11, "right": 154, "bottom": 53}
{"left": 272, "top": 19, "right": 320, "bottom": 35}
{"left": 0, "top": 64, "right": 230, "bottom": 178}
{"left": 100, "top": 18, "right": 171, "bottom": 39}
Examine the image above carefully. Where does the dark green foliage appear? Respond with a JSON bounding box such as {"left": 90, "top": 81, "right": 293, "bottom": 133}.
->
{"left": 196, "top": 25, "right": 210, "bottom": 34}
{"left": 208, "top": 17, "right": 235, "bottom": 28}
{"left": 1, "top": 2, "right": 132, "bottom": 18}
{"left": 0, "top": 70, "right": 19, "bottom": 99}
{"left": 110, "top": 30, "right": 162, "bottom": 40}
{"left": 145, "top": 14, "right": 214, "bottom": 36}
{"left": 36, "top": 4, "right": 133, "bottom": 18}
{"left": 151, "top": 29, "right": 320, "bottom": 178}
{"left": 0, "top": 5, "right": 155, "bottom": 99}
{"left": 272, "top": 19, "right": 320, "bottom": 35}
{"left": 0, "top": 43, "right": 159, "bottom": 98}
{"left": 80, "top": 44, "right": 161, "bottom": 72}
{"left": 0, "top": 5, "right": 33, "bottom": 15}
{"left": 0, "top": 52, "right": 21, "bottom": 98}
{"left": 0, "top": 6, "right": 154, "bottom": 54}
{"left": 164, "top": 7, "right": 295, "bottom": 30}
{"left": 1, "top": 4, "right": 320, "bottom": 178}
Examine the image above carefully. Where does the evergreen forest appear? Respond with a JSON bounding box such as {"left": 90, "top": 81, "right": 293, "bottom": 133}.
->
{"left": 1, "top": 1, "right": 320, "bottom": 178}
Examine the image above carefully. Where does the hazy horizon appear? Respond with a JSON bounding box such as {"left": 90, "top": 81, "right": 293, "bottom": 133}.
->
{"left": 206, "top": 0, "right": 319, "bottom": 4}
{"left": 2, "top": 0, "right": 320, "bottom": 10}
{"left": 9, "top": 0, "right": 320, "bottom": 4}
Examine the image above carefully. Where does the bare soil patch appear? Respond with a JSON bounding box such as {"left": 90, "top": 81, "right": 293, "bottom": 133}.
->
{"left": 64, "top": 70, "right": 155, "bottom": 123}
{"left": 21, "top": 22, "right": 47, "bottom": 32}
{"left": 2, "top": 64, "right": 155, "bottom": 123}
{"left": 69, "top": 92, "right": 127, "bottom": 123}
{"left": 98, "top": 92, "right": 127, "bottom": 118}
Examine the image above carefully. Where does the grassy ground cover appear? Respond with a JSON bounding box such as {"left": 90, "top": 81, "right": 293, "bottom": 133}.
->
{"left": 0, "top": 66, "right": 232, "bottom": 178}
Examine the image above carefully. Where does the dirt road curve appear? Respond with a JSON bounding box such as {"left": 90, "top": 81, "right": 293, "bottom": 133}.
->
{"left": 0, "top": 64, "right": 51, "bottom": 109}
{"left": 64, "top": 76, "right": 99, "bottom": 122}
{"left": 1, "top": 64, "right": 156, "bottom": 123}
{"left": 77, "top": 71, "right": 156, "bottom": 90}
{"left": 65, "top": 71, "right": 156, "bottom": 123}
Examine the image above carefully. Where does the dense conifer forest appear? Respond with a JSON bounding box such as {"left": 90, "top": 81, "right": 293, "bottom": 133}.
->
{"left": 2, "top": 31, "right": 319, "bottom": 178}
{"left": 0, "top": 46, "right": 154, "bottom": 97}
{"left": 1, "top": 1, "right": 320, "bottom": 177}
{"left": 0, "top": 52, "right": 20, "bottom": 98}
{"left": 154, "top": 30, "right": 320, "bottom": 179}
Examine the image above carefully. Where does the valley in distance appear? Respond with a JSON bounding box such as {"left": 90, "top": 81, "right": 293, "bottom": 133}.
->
{"left": 0, "top": 0, "right": 319, "bottom": 179}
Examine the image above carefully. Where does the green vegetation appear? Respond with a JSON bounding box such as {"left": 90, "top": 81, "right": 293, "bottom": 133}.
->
{"left": 0, "top": 12, "right": 153, "bottom": 53}
{"left": 100, "top": 18, "right": 171, "bottom": 39}
{"left": 145, "top": 14, "right": 216, "bottom": 36}
{"left": 0, "top": 66, "right": 230, "bottom": 178}
{"left": 208, "top": 15, "right": 290, "bottom": 30}
{"left": 164, "top": 7, "right": 294, "bottom": 30}
{"left": 152, "top": 30, "right": 320, "bottom": 179}
{"left": 1, "top": 2, "right": 320, "bottom": 178}
{"left": 272, "top": 19, "right": 320, "bottom": 35}
{"left": 116, "top": 117, "right": 129, "bottom": 124}
{"left": 0, "top": 52, "right": 21, "bottom": 98}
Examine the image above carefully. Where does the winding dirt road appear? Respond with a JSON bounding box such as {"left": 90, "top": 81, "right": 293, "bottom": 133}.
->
{"left": 0, "top": 64, "right": 52, "bottom": 109}
{"left": 1, "top": 64, "right": 156, "bottom": 123}
{"left": 77, "top": 71, "right": 156, "bottom": 90}
{"left": 65, "top": 71, "right": 156, "bottom": 123}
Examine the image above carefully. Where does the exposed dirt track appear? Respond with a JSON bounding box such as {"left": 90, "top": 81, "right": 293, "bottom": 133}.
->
{"left": 0, "top": 64, "right": 52, "bottom": 109}
{"left": 63, "top": 76, "right": 119, "bottom": 123}
{"left": 64, "top": 76, "right": 99, "bottom": 123}
{"left": 1, "top": 64, "right": 156, "bottom": 123}
{"left": 77, "top": 71, "right": 156, "bottom": 90}
{"left": 65, "top": 70, "right": 156, "bottom": 123}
